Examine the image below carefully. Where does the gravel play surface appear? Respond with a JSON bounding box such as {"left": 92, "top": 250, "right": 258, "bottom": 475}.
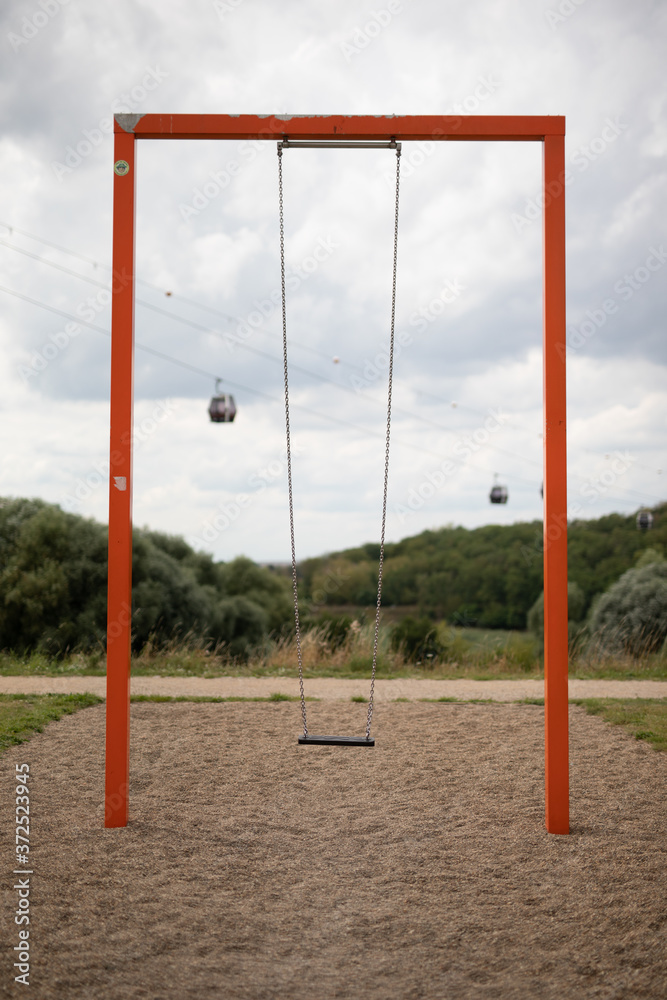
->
{"left": 1, "top": 699, "right": 665, "bottom": 999}
{"left": 1, "top": 676, "right": 666, "bottom": 701}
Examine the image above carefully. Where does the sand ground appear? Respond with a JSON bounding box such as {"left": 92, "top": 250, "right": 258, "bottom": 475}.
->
{"left": 1, "top": 675, "right": 666, "bottom": 700}
{"left": 1, "top": 697, "right": 666, "bottom": 999}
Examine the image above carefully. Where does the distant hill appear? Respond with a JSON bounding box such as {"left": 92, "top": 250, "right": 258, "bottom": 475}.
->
{"left": 1, "top": 497, "right": 664, "bottom": 650}
{"left": 298, "top": 504, "right": 667, "bottom": 629}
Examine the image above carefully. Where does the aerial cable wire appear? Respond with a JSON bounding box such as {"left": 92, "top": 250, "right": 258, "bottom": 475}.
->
{"left": 1, "top": 225, "right": 662, "bottom": 506}
{"left": 0, "top": 233, "right": 548, "bottom": 466}
{"left": 1, "top": 280, "right": 661, "bottom": 507}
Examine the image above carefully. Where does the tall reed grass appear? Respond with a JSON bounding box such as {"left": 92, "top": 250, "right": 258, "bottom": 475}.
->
{"left": 0, "top": 621, "right": 664, "bottom": 679}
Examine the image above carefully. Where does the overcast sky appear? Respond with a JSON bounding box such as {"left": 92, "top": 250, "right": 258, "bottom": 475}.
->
{"left": 0, "top": 0, "right": 665, "bottom": 563}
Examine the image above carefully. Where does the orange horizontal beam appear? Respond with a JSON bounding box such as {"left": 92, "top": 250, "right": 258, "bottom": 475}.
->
{"left": 115, "top": 113, "right": 565, "bottom": 142}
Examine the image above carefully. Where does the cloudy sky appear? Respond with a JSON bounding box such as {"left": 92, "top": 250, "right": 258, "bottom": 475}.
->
{"left": 0, "top": 0, "right": 665, "bottom": 563}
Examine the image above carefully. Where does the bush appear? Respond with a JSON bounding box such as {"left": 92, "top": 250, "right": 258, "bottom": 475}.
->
{"left": 0, "top": 500, "right": 108, "bottom": 654}
{"left": 587, "top": 560, "right": 667, "bottom": 656}
{"left": 215, "top": 557, "right": 292, "bottom": 634}
{"left": 390, "top": 616, "right": 443, "bottom": 663}
{"left": 299, "top": 612, "right": 353, "bottom": 650}
{"left": 527, "top": 581, "right": 586, "bottom": 639}
{"left": 131, "top": 531, "right": 214, "bottom": 650}
{"left": 0, "top": 497, "right": 291, "bottom": 657}
{"left": 209, "top": 595, "right": 269, "bottom": 660}
{"left": 635, "top": 546, "right": 664, "bottom": 568}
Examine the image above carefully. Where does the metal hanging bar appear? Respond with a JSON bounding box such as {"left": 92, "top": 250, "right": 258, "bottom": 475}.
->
{"left": 280, "top": 137, "right": 401, "bottom": 151}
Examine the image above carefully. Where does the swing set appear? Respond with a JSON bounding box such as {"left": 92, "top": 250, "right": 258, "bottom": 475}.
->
{"left": 105, "top": 114, "right": 569, "bottom": 833}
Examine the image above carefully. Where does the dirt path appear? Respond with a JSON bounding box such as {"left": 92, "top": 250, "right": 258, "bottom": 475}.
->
{"left": 1, "top": 699, "right": 665, "bottom": 999}
{"left": 1, "top": 675, "right": 666, "bottom": 700}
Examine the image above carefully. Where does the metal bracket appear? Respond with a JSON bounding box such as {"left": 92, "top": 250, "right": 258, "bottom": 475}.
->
{"left": 280, "top": 137, "right": 401, "bottom": 151}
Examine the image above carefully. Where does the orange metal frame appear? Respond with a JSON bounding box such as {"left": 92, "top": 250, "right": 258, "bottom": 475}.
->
{"left": 106, "top": 114, "right": 569, "bottom": 833}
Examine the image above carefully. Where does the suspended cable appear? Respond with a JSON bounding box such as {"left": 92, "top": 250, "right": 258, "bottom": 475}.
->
{"left": 2, "top": 225, "right": 662, "bottom": 507}
{"left": 2, "top": 280, "right": 662, "bottom": 507}
{"left": 278, "top": 137, "right": 401, "bottom": 743}
{"left": 1, "top": 233, "right": 502, "bottom": 441}
{"left": 0, "top": 234, "right": 552, "bottom": 476}
{"left": 0, "top": 225, "right": 351, "bottom": 366}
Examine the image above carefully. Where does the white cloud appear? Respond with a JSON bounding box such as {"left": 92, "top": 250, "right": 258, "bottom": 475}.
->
{"left": 0, "top": 0, "right": 665, "bottom": 561}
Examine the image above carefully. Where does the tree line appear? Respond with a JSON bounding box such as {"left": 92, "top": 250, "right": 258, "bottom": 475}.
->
{"left": 299, "top": 503, "right": 667, "bottom": 629}
{"left": 0, "top": 496, "right": 664, "bottom": 655}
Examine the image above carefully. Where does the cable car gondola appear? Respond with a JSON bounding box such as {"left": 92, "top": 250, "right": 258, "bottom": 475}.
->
{"left": 489, "top": 474, "right": 508, "bottom": 505}
{"left": 636, "top": 509, "right": 654, "bottom": 532}
{"left": 208, "top": 380, "right": 236, "bottom": 423}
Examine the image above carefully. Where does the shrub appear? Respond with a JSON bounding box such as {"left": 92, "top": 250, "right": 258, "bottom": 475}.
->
{"left": 527, "top": 581, "right": 586, "bottom": 639}
{"left": 0, "top": 501, "right": 108, "bottom": 654}
{"left": 216, "top": 556, "right": 292, "bottom": 634}
{"left": 635, "top": 546, "right": 664, "bottom": 568}
{"left": 0, "top": 497, "right": 290, "bottom": 657}
{"left": 208, "top": 595, "right": 269, "bottom": 660}
{"left": 390, "top": 616, "right": 443, "bottom": 662}
{"left": 299, "top": 612, "right": 353, "bottom": 650}
{"left": 587, "top": 560, "right": 667, "bottom": 656}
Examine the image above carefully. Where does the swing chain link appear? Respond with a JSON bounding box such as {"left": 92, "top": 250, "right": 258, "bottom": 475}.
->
{"left": 366, "top": 142, "right": 401, "bottom": 739}
{"left": 278, "top": 139, "right": 400, "bottom": 742}
{"left": 278, "top": 143, "right": 308, "bottom": 737}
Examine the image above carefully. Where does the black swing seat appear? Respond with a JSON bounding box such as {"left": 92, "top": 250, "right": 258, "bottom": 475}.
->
{"left": 298, "top": 735, "right": 375, "bottom": 747}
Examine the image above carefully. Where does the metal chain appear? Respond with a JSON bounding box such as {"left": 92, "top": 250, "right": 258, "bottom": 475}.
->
{"left": 366, "top": 143, "right": 401, "bottom": 739}
{"left": 278, "top": 143, "right": 308, "bottom": 737}
{"left": 278, "top": 139, "right": 401, "bottom": 741}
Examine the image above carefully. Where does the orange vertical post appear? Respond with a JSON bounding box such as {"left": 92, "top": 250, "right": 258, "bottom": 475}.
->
{"left": 542, "top": 132, "right": 569, "bottom": 835}
{"left": 104, "top": 129, "right": 136, "bottom": 828}
{"left": 104, "top": 113, "right": 568, "bottom": 831}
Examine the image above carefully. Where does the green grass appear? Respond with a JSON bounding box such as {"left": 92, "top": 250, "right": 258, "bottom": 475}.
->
{"left": 419, "top": 696, "right": 460, "bottom": 703}
{"left": 0, "top": 650, "right": 107, "bottom": 677}
{"left": 573, "top": 698, "right": 667, "bottom": 751}
{"left": 0, "top": 693, "right": 102, "bottom": 754}
{"left": 567, "top": 656, "right": 667, "bottom": 681}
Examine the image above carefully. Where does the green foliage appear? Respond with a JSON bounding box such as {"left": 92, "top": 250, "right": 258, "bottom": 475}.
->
{"left": 526, "top": 581, "right": 587, "bottom": 637}
{"left": 209, "top": 595, "right": 269, "bottom": 660}
{"left": 0, "top": 499, "right": 108, "bottom": 654}
{"left": 2, "top": 494, "right": 664, "bottom": 663}
{"left": 587, "top": 561, "right": 667, "bottom": 656}
{"left": 299, "top": 612, "right": 353, "bottom": 650}
{"left": 0, "top": 498, "right": 292, "bottom": 657}
{"left": 635, "top": 547, "right": 665, "bottom": 568}
{"left": 527, "top": 582, "right": 590, "bottom": 657}
{"left": 344, "top": 653, "right": 392, "bottom": 674}
{"left": 436, "top": 626, "right": 540, "bottom": 673}
{"left": 215, "top": 556, "right": 292, "bottom": 633}
{"left": 131, "top": 529, "right": 213, "bottom": 649}
{"left": 391, "top": 616, "right": 443, "bottom": 662}
{"left": 298, "top": 503, "right": 667, "bottom": 631}
{"left": 567, "top": 510, "right": 666, "bottom": 607}
{"left": 308, "top": 556, "right": 378, "bottom": 606}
